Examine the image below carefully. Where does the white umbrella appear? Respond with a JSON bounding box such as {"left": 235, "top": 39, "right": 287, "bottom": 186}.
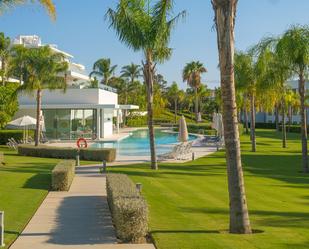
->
{"left": 118, "top": 110, "right": 123, "bottom": 124}
{"left": 212, "top": 113, "right": 218, "bottom": 130}
{"left": 197, "top": 112, "right": 202, "bottom": 122}
{"left": 8, "top": 116, "right": 36, "bottom": 127}
{"left": 8, "top": 116, "right": 37, "bottom": 143}
{"left": 217, "top": 113, "right": 224, "bottom": 138}
{"left": 178, "top": 115, "right": 189, "bottom": 142}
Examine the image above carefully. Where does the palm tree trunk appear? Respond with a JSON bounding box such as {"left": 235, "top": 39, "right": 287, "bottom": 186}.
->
{"left": 35, "top": 89, "right": 42, "bottom": 146}
{"left": 212, "top": 0, "right": 251, "bottom": 234}
{"left": 288, "top": 105, "right": 292, "bottom": 133}
{"left": 194, "top": 87, "right": 198, "bottom": 122}
{"left": 244, "top": 108, "right": 249, "bottom": 134}
{"left": 299, "top": 72, "right": 308, "bottom": 173}
{"left": 144, "top": 51, "right": 158, "bottom": 170}
{"left": 275, "top": 104, "right": 279, "bottom": 131}
{"left": 174, "top": 99, "right": 177, "bottom": 124}
{"left": 124, "top": 83, "right": 128, "bottom": 126}
{"left": 1, "top": 58, "right": 5, "bottom": 86}
{"left": 250, "top": 94, "right": 256, "bottom": 152}
{"left": 281, "top": 99, "right": 287, "bottom": 148}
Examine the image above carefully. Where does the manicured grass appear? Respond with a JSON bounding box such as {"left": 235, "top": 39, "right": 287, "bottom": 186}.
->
{"left": 0, "top": 146, "right": 98, "bottom": 248}
{"left": 109, "top": 129, "right": 309, "bottom": 249}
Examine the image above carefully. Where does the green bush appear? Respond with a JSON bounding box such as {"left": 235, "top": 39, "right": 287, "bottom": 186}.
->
{"left": 126, "top": 115, "right": 147, "bottom": 127}
{"left": 174, "top": 123, "right": 213, "bottom": 134}
{"left": 247, "top": 122, "right": 276, "bottom": 129}
{"left": 106, "top": 174, "right": 148, "bottom": 243}
{"left": 17, "top": 145, "right": 116, "bottom": 162}
{"left": 51, "top": 160, "right": 75, "bottom": 191}
{"left": 79, "top": 148, "right": 116, "bottom": 162}
{"left": 0, "top": 130, "right": 34, "bottom": 145}
{"left": 18, "top": 145, "right": 77, "bottom": 159}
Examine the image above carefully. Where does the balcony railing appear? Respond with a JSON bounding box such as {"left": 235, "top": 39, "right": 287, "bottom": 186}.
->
{"left": 100, "top": 84, "right": 117, "bottom": 93}
{"left": 68, "top": 63, "right": 86, "bottom": 75}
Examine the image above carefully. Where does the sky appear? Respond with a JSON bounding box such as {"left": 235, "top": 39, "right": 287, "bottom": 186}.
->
{"left": 0, "top": 0, "right": 309, "bottom": 89}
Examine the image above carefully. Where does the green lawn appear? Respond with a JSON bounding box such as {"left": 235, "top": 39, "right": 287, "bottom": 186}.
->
{"left": 0, "top": 146, "right": 98, "bottom": 248}
{"left": 109, "top": 129, "right": 309, "bottom": 249}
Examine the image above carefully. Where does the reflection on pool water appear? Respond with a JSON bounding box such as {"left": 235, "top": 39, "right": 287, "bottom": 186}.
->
{"left": 91, "top": 129, "right": 198, "bottom": 156}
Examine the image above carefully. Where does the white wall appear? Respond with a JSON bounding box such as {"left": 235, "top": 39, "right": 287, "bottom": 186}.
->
{"left": 102, "top": 109, "right": 114, "bottom": 138}
{"left": 18, "top": 88, "right": 118, "bottom": 106}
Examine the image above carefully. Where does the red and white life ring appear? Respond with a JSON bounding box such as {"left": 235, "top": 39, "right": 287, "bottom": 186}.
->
{"left": 77, "top": 138, "right": 88, "bottom": 148}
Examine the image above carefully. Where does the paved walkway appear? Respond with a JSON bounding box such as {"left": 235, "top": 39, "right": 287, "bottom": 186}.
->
{"left": 10, "top": 165, "right": 154, "bottom": 249}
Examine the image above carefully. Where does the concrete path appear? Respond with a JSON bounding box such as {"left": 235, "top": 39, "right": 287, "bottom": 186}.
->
{"left": 10, "top": 165, "right": 154, "bottom": 249}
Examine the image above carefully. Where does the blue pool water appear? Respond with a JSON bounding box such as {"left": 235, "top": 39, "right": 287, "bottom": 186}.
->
{"left": 92, "top": 129, "right": 197, "bottom": 156}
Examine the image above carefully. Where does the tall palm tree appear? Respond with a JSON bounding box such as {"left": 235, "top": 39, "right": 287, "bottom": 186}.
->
{"left": 182, "top": 61, "right": 207, "bottom": 122}
{"left": 107, "top": 0, "right": 185, "bottom": 170}
{"left": 212, "top": 0, "right": 252, "bottom": 234}
{"left": 89, "top": 58, "right": 117, "bottom": 85}
{"left": 120, "top": 63, "right": 142, "bottom": 115}
{"left": 9, "top": 44, "right": 28, "bottom": 84}
{"left": 234, "top": 51, "right": 256, "bottom": 152}
{"left": 0, "top": 32, "right": 11, "bottom": 85}
{"left": 276, "top": 25, "right": 309, "bottom": 173}
{"left": 15, "top": 46, "right": 68, "bottom": 146}
{"left": 167, "top": 82, "right": 180, "bottom": 123}
{"left": 0, "top": 0, "right": 56, "bottom": 19}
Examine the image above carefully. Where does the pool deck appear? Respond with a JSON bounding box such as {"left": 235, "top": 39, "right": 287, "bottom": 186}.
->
{"left": 46, "top": 127, "right": 218, "bottom": 164}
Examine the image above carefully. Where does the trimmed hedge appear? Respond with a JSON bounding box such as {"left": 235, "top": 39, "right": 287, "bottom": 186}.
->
{"left": 247, "top": 122, "right": 277, "bottom": 129}
{"left": 174, "top": 123, "right": 213, "bottom": 134}
{"left": 0, "top": 130, "right": 34, "bottom": 145}
{"left": 79, "top": 148, "right": 116, "bottom": 161}
{"left": 52, "top": 160, "right": 75, "bottom": 191}
{"left": 106, "top": 174, "right": 148, "bottom": 243}
{"left": 17, "top": 145, "right": 116, "bottom": 162}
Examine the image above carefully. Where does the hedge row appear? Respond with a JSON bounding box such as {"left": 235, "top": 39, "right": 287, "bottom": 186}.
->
{"left": 106, "top": 174, "right": 148, "bottom": 243}
{"left": 17, "top": 145, "right": 116, "bottom": 162}
{"left": 51, "top": 160, "right": 75, "bottom": 191}
{"left": 126, "top": 115, "right": 147, "bottom": 127}
{"left": 0, "top": 130, "right": 34, "bottom": 145}
{"left": 173, "top": 123, "right": 213, "bottom": 134}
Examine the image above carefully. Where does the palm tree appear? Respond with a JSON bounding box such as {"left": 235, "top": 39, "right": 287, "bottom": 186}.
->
{"left": 0, "top": 0, "right": 56, "bottom": 19}
{"left": 0, "top": 32, "right": 11, "bottom": 85}
{"left": 120, "top": 63, "right": 142, "bottom": 124}
{"left": 15, "top": 46, "right": 68, "bottom": 146}
{"left": 286, "top": 90, "right": 299, "bottom": 132}
{"left": 9, "top": 44, "right": 29, "bottom": 84}
{"left": 182, "top": 61, "right": 207, "bottom": 122}
{"left": 276, "top": 25, "right": 309, "bottom": 173}
{"left": 89, "top": 58, "right": 117, "bottom": 85}
{"left": 197, "top": 84, "right": 210, "bottom": 117}
{"left": 212, "top": 0, "right": 252, "bottom": 234}
{"left": 167, "top": 82, "right": 180, "bottom": 123}
{"left": 107, "top": 0, "right": 185, "bottom": 170}
{"left": 234, "top": 51, "right": 256, "bottom": 152}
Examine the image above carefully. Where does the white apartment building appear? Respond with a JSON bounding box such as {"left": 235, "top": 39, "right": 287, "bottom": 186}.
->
{"left": 13, "top": 35, "right": 138, "bottom": 140}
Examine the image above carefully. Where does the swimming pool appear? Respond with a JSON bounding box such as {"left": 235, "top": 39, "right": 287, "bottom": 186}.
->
{"left": 91, "top": 129, "right": 198, "bottom": 157}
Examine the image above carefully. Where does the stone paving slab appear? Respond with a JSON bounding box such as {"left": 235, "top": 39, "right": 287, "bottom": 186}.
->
{"left": 10, "top": 165, "right": 155, "bottom": 249}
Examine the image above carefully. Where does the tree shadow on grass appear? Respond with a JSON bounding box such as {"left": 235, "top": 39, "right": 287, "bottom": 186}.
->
{"left": 23, "top": 173, "right": 51, "bottom": 190}
{"left": 47, "top": 196, "right": 116, "bottom": 245}
{"left": 180, "top": 206, "right": 309, "bottom": 229}
{"left": 242, "top": 153, "right": 309, "bottom": 186}
{"left": 150, "top": 229, "right": 220, "bottom": 235}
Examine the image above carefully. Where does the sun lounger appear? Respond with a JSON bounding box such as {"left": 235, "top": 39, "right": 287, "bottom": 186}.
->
{"left": 158, "top": 142, "right": 193, "bottom": 161}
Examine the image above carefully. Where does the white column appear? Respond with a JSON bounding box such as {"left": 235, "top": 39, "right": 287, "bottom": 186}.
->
{"left": 116, "top": 109, "right": 120, "bottom": 134}
{"left": 96, "top": 109, "right": 100, "bottom": 140}
{"left": 101, "top": 109, "right": 104, "bottom": 138}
